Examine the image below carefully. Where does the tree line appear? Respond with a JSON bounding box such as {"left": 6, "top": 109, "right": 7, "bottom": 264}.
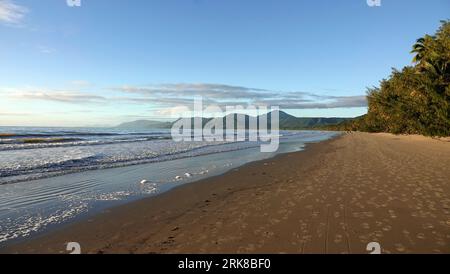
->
{"left": 330, "top": 20, "right": 450, "bottom": 137}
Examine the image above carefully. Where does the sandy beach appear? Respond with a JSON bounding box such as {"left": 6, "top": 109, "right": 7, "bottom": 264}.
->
{"left": 4, "top": 132, "right": 450, "bottom": 254}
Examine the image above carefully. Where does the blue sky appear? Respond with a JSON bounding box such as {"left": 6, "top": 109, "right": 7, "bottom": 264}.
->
{"left": 0, "top": 0, "right": 449, "bottom": 126}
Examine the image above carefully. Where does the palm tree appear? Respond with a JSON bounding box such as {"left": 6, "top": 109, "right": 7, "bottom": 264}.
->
{"left": 411, "top": 37, "right": 426, "bottom": 64}
{"left": 411, "top": 34, "right": 447, "bottom": 77}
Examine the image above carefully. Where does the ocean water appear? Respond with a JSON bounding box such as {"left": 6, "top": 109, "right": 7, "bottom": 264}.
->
{"left": 0, "top": 127, "right": 338, "bottom": 245}
{"left": 0, "top": 127, "right": 245, "bottom": 184}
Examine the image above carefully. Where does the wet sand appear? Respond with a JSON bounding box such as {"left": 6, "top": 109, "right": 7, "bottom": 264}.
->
{"left": 4, "top": 132, "right": 450, "bottom": 254}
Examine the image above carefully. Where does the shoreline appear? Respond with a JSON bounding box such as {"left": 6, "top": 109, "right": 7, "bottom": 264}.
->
{"left": 4, "top": 132, "right": 450, "bottom": 254}
{"left": 0, "top": 131, "right": 337, "bottom": 247}
{"left": 2, "top": 135, "right": 339, "bottom": 252}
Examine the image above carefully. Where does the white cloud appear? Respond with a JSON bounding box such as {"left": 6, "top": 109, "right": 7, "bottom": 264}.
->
{"left": 0, "top": 0, "right": 28, "bottom": 25}
{"left": 112, "top": 83, "right": 368, "bottom": 110}
{"left": 1, "top": 82, "right": 368, "bottom": 111}
{"left": 2, "top": 87, "right": 107, "bottom": 104}
{"left": 0, "top": 111, "right": 32, "bottom": 116}
{"left": 113, "top": 83, "right": 274, "bottom": 100}
{"left": 15, "top": 91, "right": 106, "bottom": 103}
{"left": 153, "top": 106, "right": 192, "bottom": 118}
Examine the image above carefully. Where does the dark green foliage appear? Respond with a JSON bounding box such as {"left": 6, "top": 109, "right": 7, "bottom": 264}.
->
{"left": 332, "top": 20, "right": 450, "bottom": 137}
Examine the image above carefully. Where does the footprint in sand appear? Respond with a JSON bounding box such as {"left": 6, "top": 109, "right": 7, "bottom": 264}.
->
{"left": 394, "top": 243, "right": 406, "bottom": 252}
{"left": 416, "top": 233, "right": 426, "bottom": 240}
{"left": 358, "top": 234, "right": 369, "bottom": 242}
{"left": 388, "top": 210, "right": 397, "bottom": 219}
{"left": 263, "top": 231, "right": 275, "bottom": 238}
{"left": 334, "top": 234, "right": 343, "bottom": 244}
{"left": 371, "top": 230, "right": 383, "bottom": 238}
{"left": 269, "top": 218, "right": 281, "bottom": 224}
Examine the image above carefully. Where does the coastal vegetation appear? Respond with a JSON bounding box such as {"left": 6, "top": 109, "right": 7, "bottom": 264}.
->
{"left": 330, "top": 20, "right": 450, "bottom": 136}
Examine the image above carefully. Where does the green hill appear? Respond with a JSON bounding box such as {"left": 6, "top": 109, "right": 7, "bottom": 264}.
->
{"left": 116, "top": 111, "right": 353, "bottom": 130}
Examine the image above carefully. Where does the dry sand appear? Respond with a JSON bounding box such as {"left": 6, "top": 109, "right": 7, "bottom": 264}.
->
{"left": 4, "top": 132, "right": 450, "bottom": 254}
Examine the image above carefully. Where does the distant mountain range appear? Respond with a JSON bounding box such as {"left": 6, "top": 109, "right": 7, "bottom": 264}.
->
{"left": 116, "top": 120, "right": 173, "bottom": 129}
{"left": 115, "top": 111, "right": 353, "bottom": 130}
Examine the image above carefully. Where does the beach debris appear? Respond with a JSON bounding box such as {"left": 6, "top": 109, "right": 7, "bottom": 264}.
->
{"left": 141, "top": 184, "right": 158, "bottom": 194}
{"left": 140, "top": 179, "right": 148, "bottom": 185}
{"left": 175, "top": 176, "right": 183, "bottom": 180}
{"left": 199, "top": 170, "right": 209, "bottom": 175}
{"left": 184, "top": 172, "right": 192, "bottom": 178}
